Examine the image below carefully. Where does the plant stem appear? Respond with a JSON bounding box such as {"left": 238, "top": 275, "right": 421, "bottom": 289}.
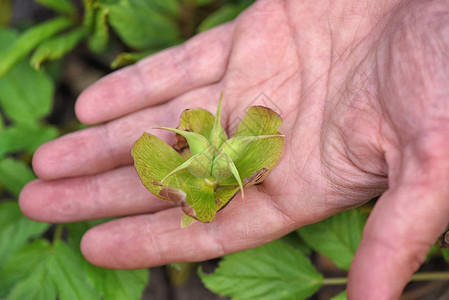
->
{"left": 322, "top": 277, "right": 348, "bottom": 286}
{"left": 411, "top": 272, "right": 449, "bottom": 281}
{"left": 321, "top": 271, "right": 449, "bottom": 287}
{"left": 53, "top": 224, "right": 64, "bottom": 242}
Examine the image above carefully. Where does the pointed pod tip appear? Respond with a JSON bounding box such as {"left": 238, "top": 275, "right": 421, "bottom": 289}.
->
{"left": 216, "top": 91, "right": 224, "bottom": 116}
{"left": 151, "top": 126, "right": 174, "bottom": 130}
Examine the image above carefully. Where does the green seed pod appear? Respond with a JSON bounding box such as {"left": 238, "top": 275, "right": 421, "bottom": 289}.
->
{"left": 211, "top": 152, "right": 232, "bottom": 180}
{"left": 219, "top": 135, "right": 284, "bottom": 162}
{"left": 209, "top": 92, "right": 227, "bottom": 151}
{"left": 212, "top": 152, "right": 244, "bottom": 197}
{"left": 161, "top": 153, "right": 213, "bottom": 183}
{"left": 153, "top": 127, "right": 213, "bottom": 157}
{"left": 131, "top": 95, "right": 285, "bottom": 226}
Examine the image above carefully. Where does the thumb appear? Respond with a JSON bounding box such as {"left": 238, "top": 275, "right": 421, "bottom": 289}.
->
{"left": 348, "top": 144, "right": 449, "bottom": 299}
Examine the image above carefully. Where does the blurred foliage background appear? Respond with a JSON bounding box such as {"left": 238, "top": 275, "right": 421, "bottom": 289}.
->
{"left": 0, "top": 0, "right": 253, "bottom": 299}
{"left": 1, "top": 1, "right": 449, "bottom": 299}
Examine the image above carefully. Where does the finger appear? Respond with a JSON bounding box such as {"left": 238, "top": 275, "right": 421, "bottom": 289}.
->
{"left": 348, "top": 149, "right": 449, "bottom": 299}
{"left": 75, "top": 23, "right": 234, "bottom": 125}
{"left": 80, "top": 187, "right": 306, "bottom": 269}
{"left": 33, "top": 85, "right": 220, "bottom": 180}
{"left": 19, "top": 166, "right": 172, "bottom": 223}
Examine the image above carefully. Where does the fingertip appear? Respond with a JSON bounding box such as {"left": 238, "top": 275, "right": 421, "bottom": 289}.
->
{"left": 33, "top": 137, "right": 78, "bottom": 180}
{"left": 19, "top": 179, "right": 70, "bottom": 223}
{"left": 19, "top": 179, "right": 46, "bottom": 222}
{"left": 75, "top": 66, "right": 143, "bottom": 125}
{"left": 80, "top": 221, "right": 139, "bottom": 269}
{"left": 32, "top": 141, "right": 55, "bottom": 179}
{"left": 74, "top": 88, "right": 95, "bottom": 125}
{"left": 32, "top": 129, "right": 112, "bottom": 180}
{"left": 80, "top": 228, "right": 103, "bottom": 266}
{"left": 348, "top": 239, "right": 401, "bottom": 300}
{"left": 347, "top": 186, "right": 447, "bottom": 299}
{"left": 75, "top": 74, "right": 116, "bottom": 125}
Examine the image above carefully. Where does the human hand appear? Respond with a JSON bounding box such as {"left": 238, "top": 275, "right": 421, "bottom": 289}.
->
{"left": 19, "top": 0, "right": 449, "bottom": 298}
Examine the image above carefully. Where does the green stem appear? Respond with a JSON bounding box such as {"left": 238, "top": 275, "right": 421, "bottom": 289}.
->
{"left": 53, "top": 224, "right": 64, "bottom": 242}
{"left": 321, "top": 271, "right": 449, "bottom": 286}
{"left": 411, "top": 272, "right": 449, "bottom": 281}
{"left": 322, "top": 277, "right": 348, "bottom": 286}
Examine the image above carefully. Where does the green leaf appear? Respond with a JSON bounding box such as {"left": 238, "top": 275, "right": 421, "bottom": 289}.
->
{"left": 0, "top": 202, "right": 49, "bottom": 268}
{"left": 219, "top": 135, "right": 282, "bottom": 163}
{"left": 0, "top": 239, "right": 100, "bottom": 300}
{"left": 65, "top": 221, "right": 149, "bottom": 300}
{"left": 182, "top": 178, "right": 216, "bottom": 222}
{"left": 49, "top": 241, "right": 100, "bottom": 300}
{"left": 88, "top": 6, "right": 109, "bottom": 53}
{"left": 281, "top": 232, "right": 312, "bottom": 256}
{"left": 34, "top": 0, "right": 77, "bottom": 14}
{"left": 442, "top": 249, "right": 449, "bottom": 262}
{"left": 110, "top": 50, "right": 154, "bottom": 68}
{"left": 82, "top": 0, "right": 96, "bottom": 32}
{"left": 0, "top": 158, "right": 35, "bottom": 196}
{"left": 132, "top": 133, "right": 217, "bottom": 222}
{"left": 214, "top": 185, "right": 239, "bottom": 210}
{"left": 198, "top": 3, "right": 249, "bottom": 32}
{"left": 0, "top": 124, "right": 58, "bottom": 157}
{"left": 217, "top": 106, "right": 285, "bottom": 181}
{"left": 41, "top": 59, "right": 64, "bottom": 82}
{"left": 145, "top": 0, "right": 180, "bottom": 19}
{"left": 297, "top": 209, "right": 367, "bottom": 271}
{"left": 0, "top": 28, "right": 18, "bottom": 51}
{"left": 111, "top": 40, "right": 182, "bottom": 68}
{"left": 159, "top": 179, "right": 217, "bottom": 222}
{"left": 7, "top": 263, "right": 56, "bottom": 300}
{"left": 66, "top": 220, "right": 111, "bottom": 251}
{"left": 0, "top": 239, "right": 53, "bottom": 297}
{"left": 132, "top": 132, "right": 186, "bottom": 197}
{"left": 0, "top": 0, "right": 12, "bottom": 27}
{"left": 181, "top": 214, "right": 196, "bottom": 228}
{"left": 218, "top": 135, "right": 284, "bottom": 185}
{"left": 234, "top": 106, "right": 283, "bottom": 137}
{"left": 331, "top": 291, "right": 347, "bottom": 300}
{"left": 0, "top": 17, "right": 74, "bottom": 78}
{"left": 174, "top": 108, "right": 216, "bottom": 157}
{"left": 30, "top": 28, "right": 86, "bottom": 69}
{"left": 67, "top": 217, "right": 151, "bottom": 300}
{"left": 0, "top": 60, "right": 54, "bottom": 124}
{"left": 178, "top": 108, "right": 215, "bottom": 138}
{"left": 99, "top": 0, "right": 179, "bottom": 49}
{"left": 200, "top": 240, "right": 323, "bottom": 300}
{"left": 197, "top": 0, "right": 214, "bottom": 6}
{"left": 426, "top": 243, "right": 439, "bottom": 260}
{"left": 83, "top": 262, "right": 148, "bottom": 300}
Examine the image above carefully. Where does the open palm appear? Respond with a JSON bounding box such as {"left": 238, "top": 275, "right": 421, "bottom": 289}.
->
{"left": 20, "top": 0, "right": 449, "bottom": 298}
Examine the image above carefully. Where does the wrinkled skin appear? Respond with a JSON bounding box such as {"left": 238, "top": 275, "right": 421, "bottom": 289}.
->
{"left": 19, "top": 0, "right": 449, "bottom": 298}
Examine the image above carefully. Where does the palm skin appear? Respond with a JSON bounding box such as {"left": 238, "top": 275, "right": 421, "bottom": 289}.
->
{"left": 19, "top": 0, "right": 449, "bottom": 298}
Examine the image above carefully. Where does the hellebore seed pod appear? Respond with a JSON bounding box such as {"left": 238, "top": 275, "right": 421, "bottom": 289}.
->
{"left": 131, "top": 94, "right": 284, "bottom": 227}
